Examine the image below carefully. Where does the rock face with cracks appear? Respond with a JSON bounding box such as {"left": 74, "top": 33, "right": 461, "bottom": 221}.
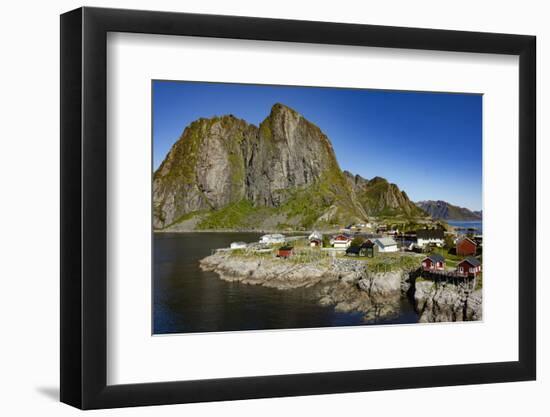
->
{"left": 414, "top": 280, "right": 482, "bottom": 322}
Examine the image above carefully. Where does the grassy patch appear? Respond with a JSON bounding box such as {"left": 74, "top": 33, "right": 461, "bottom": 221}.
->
{"left": 365, "top": 253, "right": 420, "bottom": 273}
{"left": 197, "top": 200, "right": 257, "bottom": 230}
{"left": 429, "top": 247, "right": 463, "bottom": 263}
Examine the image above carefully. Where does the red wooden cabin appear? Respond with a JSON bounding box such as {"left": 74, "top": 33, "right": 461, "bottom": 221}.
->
{"left": 456, "top": 257, "right": 482, "bottom": 277}
{"left": 421, "top": 254, "right": 445, "bottom": 271}
{"left": 277, "top": 246, "right": 294, "bottom": 258}
{"left": 456, "top": 237, "right": 477, "bottom": 256}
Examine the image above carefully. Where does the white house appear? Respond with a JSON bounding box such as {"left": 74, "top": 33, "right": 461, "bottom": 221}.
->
{"left": 230, "top": 241, "right": 247, "bottom": 249}
{"left": 374, "top": 237, "right": 398, "bottom": 253}
{"left": 259, "top": 234, "right": 285, "bottom": 245}
{"left": 330, "top": 234, "right": 352, "bottom": 249}
{"left": 308, "top": 231, "right": 323, "bottom": 247}
{"left": 416, "top": 229, "right": 445, "bottom": 248}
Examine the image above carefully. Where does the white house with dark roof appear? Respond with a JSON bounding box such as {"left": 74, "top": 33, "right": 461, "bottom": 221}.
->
{"left": 374, "top": 237, "right": 398, "bottom": 253}
{"left": 330, "top": 234, "right": 352, "bottom": 249}
{"left": 416, "top": 229, "right": 445, "bottom": 247}
{"left": 308, "top": 231, "right": 323, "bottom": 247}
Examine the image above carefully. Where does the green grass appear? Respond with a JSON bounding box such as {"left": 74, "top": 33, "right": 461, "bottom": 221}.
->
{"left": 445, "top": 259, "right": 459, "bottom": 268}
{"left": 197, "top": 200, "right": 257, "bottom": 230}
{"left": 429, "top": 247, "right": 463, "bottom": 263}
{"left": 227, "top": 248, "right": 274, "bottom": 259}
{"left": 363, "top": 253, "right": 421, "bottom": 272}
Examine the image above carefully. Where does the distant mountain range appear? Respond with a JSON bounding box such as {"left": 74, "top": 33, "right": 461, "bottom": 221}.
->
{"left": 153, "top": 103, "right": 429, "bottom": 231}
{"left": 415, "top": 200, "right": 482, "bottom": 221}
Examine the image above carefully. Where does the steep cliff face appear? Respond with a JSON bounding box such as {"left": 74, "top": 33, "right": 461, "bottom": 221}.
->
{"left": 246, "top": 104, "right": 341, "bottom": 206}
{"left": 344, "top": 172, "right": 425, "bottom": 218}
{"left": 415, "top": 200, "right": 482, "bottom": 221}
{"left": 153, "top": 104, "right": 366, "bottom": 230}
{"left": 153, "top": 115, "right": 257, "bottom": 228}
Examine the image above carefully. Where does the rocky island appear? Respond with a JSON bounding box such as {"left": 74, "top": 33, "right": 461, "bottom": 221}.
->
{"left": 200, "top": 246, "right": 482, "bottom": 323}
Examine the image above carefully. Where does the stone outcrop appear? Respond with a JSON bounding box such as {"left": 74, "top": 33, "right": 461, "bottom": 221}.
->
{"left": 357, "top": 271, "right": 402, "bottom": 300}
{"left": 199, "top": 250, "right": 335, "bottom": 290}
{"left": 414, "top": 280, "right": 482, "bottom": 322}
{"left": 200, "top": 251, "right": 409, "bottom": 322}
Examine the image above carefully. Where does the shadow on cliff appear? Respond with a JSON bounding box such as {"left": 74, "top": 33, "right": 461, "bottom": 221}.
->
{"left": 405, "top": 268, "right": 423, "bottom": 311}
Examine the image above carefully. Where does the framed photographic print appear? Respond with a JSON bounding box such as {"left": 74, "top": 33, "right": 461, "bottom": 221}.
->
{"left": 60, "top": 7, "right": 536, "bottom": 409}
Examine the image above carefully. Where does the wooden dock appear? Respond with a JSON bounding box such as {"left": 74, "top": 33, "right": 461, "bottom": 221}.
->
{"left": 418, "top": 269, "right": 478, "bottom": 289}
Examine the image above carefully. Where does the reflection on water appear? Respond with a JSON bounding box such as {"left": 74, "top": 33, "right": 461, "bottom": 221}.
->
{"left": 154, "top": 232, "right": 418, "bottom": 334}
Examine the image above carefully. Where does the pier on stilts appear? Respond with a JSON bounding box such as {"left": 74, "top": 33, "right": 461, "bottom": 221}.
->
{"left": 418, "top": 269, "right": 477, "bottom": 291}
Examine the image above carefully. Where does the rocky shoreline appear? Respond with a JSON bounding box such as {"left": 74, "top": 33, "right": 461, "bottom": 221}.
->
{"left": 414, "top": 280, "right": 482, "bottom": 322}
{"left": 199, "top": 251, "right": 482, "bottom": 323}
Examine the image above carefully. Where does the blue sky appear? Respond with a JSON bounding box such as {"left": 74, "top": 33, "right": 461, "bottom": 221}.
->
{"left": 153, "top": 81, "right": 482, "bottom": 211}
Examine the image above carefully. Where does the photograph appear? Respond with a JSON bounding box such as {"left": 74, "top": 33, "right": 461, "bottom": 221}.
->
{"left": 152, "top": 81, "right": 483, "bottom": 334}
{"left": 0, "top": 0, "right": 542, "bottom": 413}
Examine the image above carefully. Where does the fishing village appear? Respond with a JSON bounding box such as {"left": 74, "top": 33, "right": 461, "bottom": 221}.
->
{"left": 200, "top": 221, "right": 483, "bottom": 323}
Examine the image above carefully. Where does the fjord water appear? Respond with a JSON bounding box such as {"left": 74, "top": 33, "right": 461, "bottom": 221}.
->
{"left": 154, "top": 233, "right": 418, "bottom": 334}
{"left": 446, "top": 220, "right": 483, "bottom": 235}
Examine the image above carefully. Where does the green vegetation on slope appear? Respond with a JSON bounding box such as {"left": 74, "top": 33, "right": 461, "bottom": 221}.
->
{"left": 154, "top": 118, "right": 212, "bottom": 186}
{"left": 197, "top": 200, "right": 259, "bottom": 230}
{"left": 355, "top": 177, "right": 425, "bottom": 218}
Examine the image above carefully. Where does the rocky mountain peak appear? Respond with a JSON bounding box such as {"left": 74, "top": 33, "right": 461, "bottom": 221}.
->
{"left": 270, "top": 102, "right": 300, "bottom": 116}
{"left": 369, "top": 176, "right": 389, "bottom": 185}
{"left": 153, "top": 103, "right": 368, "bottom": 229}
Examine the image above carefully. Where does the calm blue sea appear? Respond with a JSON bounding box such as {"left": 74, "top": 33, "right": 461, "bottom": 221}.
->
{"left": 446, "top": 220, "right": 482, "bottom": 235}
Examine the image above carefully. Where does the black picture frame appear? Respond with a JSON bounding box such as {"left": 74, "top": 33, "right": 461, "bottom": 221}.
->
{"left": 60, "top": 6, "right": 536, "bottom": 410}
